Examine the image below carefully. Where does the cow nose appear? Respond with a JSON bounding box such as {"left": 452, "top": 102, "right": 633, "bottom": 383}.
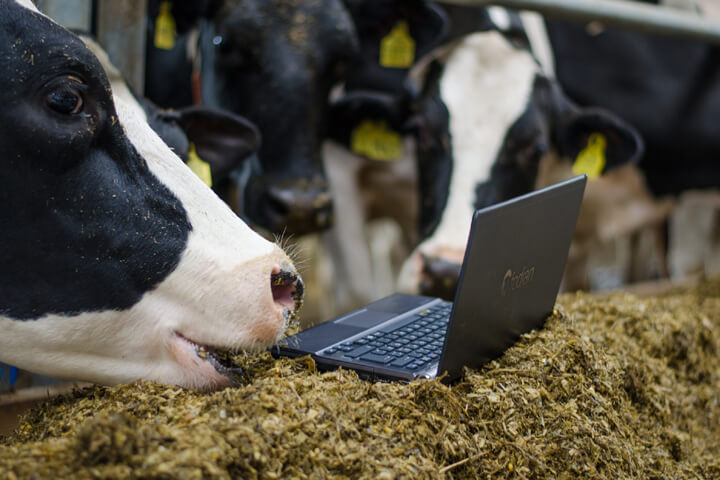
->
{"left": 271, "top": 264, "right": 304, "bottom": 313}
{"left": 263, "top": 180, "right": 333, "bottom": 235}
{"left": 419, "top": 254, "right": 462, "bottom": 301}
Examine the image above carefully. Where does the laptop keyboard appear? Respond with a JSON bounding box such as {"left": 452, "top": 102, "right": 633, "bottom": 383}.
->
{"left": 321, "top": 301, "right": 452, "bottom": 371}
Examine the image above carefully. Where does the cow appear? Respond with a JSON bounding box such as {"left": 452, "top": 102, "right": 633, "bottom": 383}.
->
{"left": 185, "top": 0, "right": 359, "bottom": 235}
{"left": 395, "top": 6, "right": 646, "bottom": 300}
{"left": 0, "top": 0, "right": 303, "bottom": 391}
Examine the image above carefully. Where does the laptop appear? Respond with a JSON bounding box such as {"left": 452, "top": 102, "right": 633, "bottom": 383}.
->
{"left": 274, "top": 175, "right": 587, "bottom": 382}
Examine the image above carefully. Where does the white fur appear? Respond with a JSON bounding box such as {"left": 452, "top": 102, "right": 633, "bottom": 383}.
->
{"left": 487, "top": 7, "right": 511, "bottom": 32}
{"left": 398, "top": 31, "right": 538, "bottom": 292}
{"left": 520, "top": 11, "right": 556, "bottom": 78}
{"left": 0, "top": 14, "right": 291, "bottom": 390}
{"left": 14, "top": 0, "right": 40, "bottom": 13}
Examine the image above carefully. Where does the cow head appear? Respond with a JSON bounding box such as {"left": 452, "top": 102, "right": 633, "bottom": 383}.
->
{"left": 201, "top": 0, "right": 359, "bottom": 235}
{"left": 0, "top": 0, "right": 303, "bottom": 391}
{"left": 398, "top": 27, "right": 643, "bottom": 300}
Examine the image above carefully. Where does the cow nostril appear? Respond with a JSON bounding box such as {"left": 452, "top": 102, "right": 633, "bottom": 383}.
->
{"left": 270, "top": 267, "right": 304, "bottom": 311}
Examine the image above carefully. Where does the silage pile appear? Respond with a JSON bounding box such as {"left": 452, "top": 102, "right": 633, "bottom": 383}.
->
{"left": 2, "top": 282, "right": 720, "bottom": 479}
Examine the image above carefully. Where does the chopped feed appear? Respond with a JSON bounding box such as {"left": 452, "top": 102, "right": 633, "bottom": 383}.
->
{"left": 2, "top": 281, "right": 720, "bottom": 479}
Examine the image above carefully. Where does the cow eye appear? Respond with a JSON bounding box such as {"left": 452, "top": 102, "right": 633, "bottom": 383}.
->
{"left": 46, "top": 83, "right": 84, "bottom": 115}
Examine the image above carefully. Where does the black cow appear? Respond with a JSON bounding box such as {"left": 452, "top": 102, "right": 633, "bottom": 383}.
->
{"left": 190, "top": 0, "right": 358, "bottom": 235}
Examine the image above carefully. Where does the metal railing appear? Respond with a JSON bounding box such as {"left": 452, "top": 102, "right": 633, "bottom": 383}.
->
{"left": 436, "top": 0, "right": 720, "bottom": 45}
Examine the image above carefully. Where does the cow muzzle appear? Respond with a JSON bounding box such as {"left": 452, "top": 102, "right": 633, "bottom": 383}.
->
{"left": 170, "top": 256, "right": 304, "bottom": 391}
{"left": 419, "top": 254, "right": 462, "bottom": 301}
{"left": 257, "top": 178, "right": 334, "bottom": 235}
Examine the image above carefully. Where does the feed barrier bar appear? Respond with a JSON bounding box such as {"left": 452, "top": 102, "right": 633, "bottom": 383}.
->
{"left": 436, "top": 0, "right": 720, "bottom": 46}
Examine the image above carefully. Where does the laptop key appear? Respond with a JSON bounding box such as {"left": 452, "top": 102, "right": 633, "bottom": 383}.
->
{"left": 380, "top": 315, "right": 422, "bottom": 333}
{"left": 390, "top": 356, "right": 415, "bottom": 367}
{"left": 344, "top": 345, "right": 374, "bottom": 358}
{"left": 360, "top": 353, "right": 394, "bottom": 365}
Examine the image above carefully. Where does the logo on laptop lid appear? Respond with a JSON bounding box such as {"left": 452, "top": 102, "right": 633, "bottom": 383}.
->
{"left": 501, "top": 266, "right": 535, "bottom": 296}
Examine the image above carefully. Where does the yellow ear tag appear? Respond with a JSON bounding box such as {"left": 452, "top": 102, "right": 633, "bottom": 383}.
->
{"left": 379, "top": 21, "right": 415, "bottom": 69}
{"left": 187, "top": 143, "right": 213, "bottom": 187}
{"left": 351, "top": 120, "right": 404, "bottom": 161}
{"left": 572, "top": 132, "right": 607, "bottom": 179}
{"left": 154, "top": 1, "right": 177, "bottom": 50}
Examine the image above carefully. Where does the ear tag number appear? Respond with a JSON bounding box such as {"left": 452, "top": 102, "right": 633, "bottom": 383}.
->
{"left": 572, "top": 132, "right": 607, "bottom": 179}
{"left": 379, "top": 21, "right": 416, "bottom": 68}
{"left": 187, "top": 143, "right": 213, "bottom": 187}
{"left": 154, "top": 1, "right": 177, "bottom": 50}
{"left": 351, "top": 120, "right": 404, "bottom": 161}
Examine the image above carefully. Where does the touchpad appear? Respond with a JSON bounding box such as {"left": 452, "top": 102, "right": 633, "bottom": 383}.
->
{"left": 333, "top": 309, "right": 395, "bottom": 328}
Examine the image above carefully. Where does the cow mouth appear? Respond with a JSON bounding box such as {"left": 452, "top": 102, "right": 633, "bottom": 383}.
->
{"left": 176, "top": 333, "right": 246, "bottom": 385}
{"left": 172, "top": 268, "right": 303, "bottom": 387}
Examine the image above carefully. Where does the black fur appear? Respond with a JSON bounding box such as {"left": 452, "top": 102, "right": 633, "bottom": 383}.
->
{"left": 204, "top": 0, "right": 358, "bottom": 234}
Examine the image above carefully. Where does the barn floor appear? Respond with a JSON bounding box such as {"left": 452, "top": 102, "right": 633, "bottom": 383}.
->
{"left": 1, "top": 281, "right": 719, "bottom": 479}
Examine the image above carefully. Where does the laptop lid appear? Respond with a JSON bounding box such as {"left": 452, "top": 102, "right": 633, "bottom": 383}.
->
{"left": 438, "top": 175, "right": 586, "bottom": 380}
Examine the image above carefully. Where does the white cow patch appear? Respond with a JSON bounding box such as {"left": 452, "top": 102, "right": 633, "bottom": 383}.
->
{"left": 14, "top": 0, "right": 40, "bottom": 13}
{"left": 487, "top": 7, "right": 512, "bottom": 32}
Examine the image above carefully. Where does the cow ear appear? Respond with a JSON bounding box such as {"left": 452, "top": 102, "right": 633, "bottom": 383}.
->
{"left": 327, "top": 91, "right": 408, "bottom": 162}
{"left": 343, "top": 0, "right": 449, "bottom": 92}
{"left": 176, "top": 106, "right": 260, "bottom": 182}
{"left": 559, "top": 108, "right": 644, "bottom": 177}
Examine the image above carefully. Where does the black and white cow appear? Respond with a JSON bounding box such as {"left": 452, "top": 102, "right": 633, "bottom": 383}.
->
{"left": 0, "top": 0, "right": 302, "bottom": 391}
{"left": 396, "top": 7, "right": 645, "bottom": 299}
{"left": 196, "top": 0, "right": 360, "bottom": 235}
